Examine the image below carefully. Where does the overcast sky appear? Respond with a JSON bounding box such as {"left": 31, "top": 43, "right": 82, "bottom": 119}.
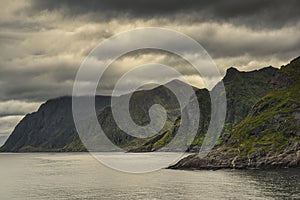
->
{"left": 0, "top": 0, "right": 300, "bottom": 136}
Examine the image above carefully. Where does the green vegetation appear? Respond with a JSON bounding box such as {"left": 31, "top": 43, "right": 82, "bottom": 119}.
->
{"left": 63, "top": 136, "right": 87, "bottom": 152}
{"left": 218, "top": 56, "right": 300, "bottom": 159}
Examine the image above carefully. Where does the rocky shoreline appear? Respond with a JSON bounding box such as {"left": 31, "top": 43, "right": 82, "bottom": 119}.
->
{"left": 168, "top": 142, "right": 300, "bottom": 170}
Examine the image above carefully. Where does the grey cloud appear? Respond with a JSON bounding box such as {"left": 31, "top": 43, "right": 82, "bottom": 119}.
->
{"left": 0, "top": 57, "right": 78, "bottom": 101}
{"left": 0, "top": 0, "right": 299, "bottom": 104}
{"left": 30, "top": 0, "right": 300, "bottom": 29}
{"left": 183, "top": 23, "right": 300, "bottom": 59}
{"left": 0, "top": 115, "right": 23, "bottom": 135}
{"left": 0, "top": 100, "right": 40, "bottom": 117}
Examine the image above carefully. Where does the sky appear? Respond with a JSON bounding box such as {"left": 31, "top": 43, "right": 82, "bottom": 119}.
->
{"left": 0, "top": 0, "right": 300, "bottom": 136}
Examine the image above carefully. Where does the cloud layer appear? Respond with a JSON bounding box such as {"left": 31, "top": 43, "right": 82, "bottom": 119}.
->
{"left": 0, "top": 0, "right": 299, "bottom": 135}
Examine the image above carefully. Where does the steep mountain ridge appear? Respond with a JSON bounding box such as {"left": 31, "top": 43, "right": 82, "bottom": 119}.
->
{"left": 0, "top": 81, "right": 184, "bottom": 152}
{"left": 169, "top": 57, "right": 300, "bottom": 169}
{"left": 0, "top": 63, "right": 282, "bottom": 154}
{"left": 0, "top": 96, "right": 111, "bottom": 152}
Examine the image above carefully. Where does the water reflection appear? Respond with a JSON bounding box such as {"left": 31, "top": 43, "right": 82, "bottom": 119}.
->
{"left": 0, "top": 153, "right": 299, "bottom": 200}
{"left": 235, "top": 169, "right": 300, "bottom": 199}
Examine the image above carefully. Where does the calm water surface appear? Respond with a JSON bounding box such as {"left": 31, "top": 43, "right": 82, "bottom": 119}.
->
{"left": 0, "top": 153, "right": 299, "bottom": 200}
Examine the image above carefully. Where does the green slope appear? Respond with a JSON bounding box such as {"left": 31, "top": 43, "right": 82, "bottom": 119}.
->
{"left": 225, "top": 56, "right": 300, "bottom": 158}
{"left": 170, "top": 57, "right": 300, "bottom": 169}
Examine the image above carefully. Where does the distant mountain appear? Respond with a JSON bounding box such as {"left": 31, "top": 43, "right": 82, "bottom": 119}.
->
{"left": 169, "top": 57, "right": 300, "bottom": 170}
{"left": 65, "top": 80, "right": 185, "bottom": 152}
{"left": 0, "top": 81, "right": 186, "bottom": 152}
{"left": 0, "top": 96, "right": 111, "bottom": 152}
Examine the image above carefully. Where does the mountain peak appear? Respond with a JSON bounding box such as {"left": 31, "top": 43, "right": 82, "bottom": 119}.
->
{"left": 166, "top": 79, "right": 190, "bottom": 86}
{"left": 223, "top": 67, "right": 240, "bottom": 80}
{"left": 280, "top": 56, "right": 300, "bottom": 82}
{"left": 227, "top": 67, "right": 239, "bottom": 72}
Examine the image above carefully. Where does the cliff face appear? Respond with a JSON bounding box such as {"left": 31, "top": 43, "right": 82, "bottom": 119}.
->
{"left": 169, "top": 57, "right": 300, "bottom": 170}
{"left": 0, "top": 96, "right": 111, "bottom": 152}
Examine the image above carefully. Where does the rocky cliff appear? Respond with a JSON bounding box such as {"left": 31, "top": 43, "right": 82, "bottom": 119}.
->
{"left": 0, "top": 96, "right": 110, "bottom": 152}
{"left": 169, "top": 57, "right": 300, "bottom": 169}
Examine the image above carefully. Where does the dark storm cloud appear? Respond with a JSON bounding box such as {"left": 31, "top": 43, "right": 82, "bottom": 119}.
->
{"left": 0, "top": 61, "right": 77, "bottom": 102}
{"left": 30, "top": 0, "right": 300, "bottom": 28}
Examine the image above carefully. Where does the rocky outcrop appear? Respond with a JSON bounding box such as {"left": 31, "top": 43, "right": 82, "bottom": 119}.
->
{"left": 169, "top": 142, "right": 300, "bottom": 170}
{"left": 169, "top": 56, "right": 300, "bottom": 170}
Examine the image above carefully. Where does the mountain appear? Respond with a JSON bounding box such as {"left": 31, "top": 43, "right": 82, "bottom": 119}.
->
{"left": 0, "top": 60, "right": 288, "bottom": 155}
{"left": 169, "top": 57, "right": 300, "bottom": 170}
{"left": 130, "top": 66, "right": 278, "bottom": 152}
{"left": 65, "top": 80, "right": 186, "bottom": 152}
{"left": 0, "top": 96, "right": 111, "bottom": 152}
{"left": 0, "top": 80, "right": 187, "bottom": 152}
